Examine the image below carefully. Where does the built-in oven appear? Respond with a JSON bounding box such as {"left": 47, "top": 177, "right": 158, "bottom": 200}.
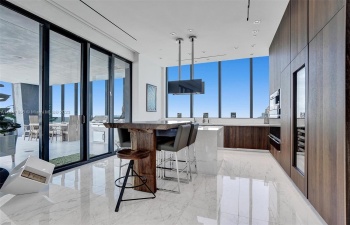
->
{"left": 269, "top": 126, "right": 281, "bottom": 150}
{"left": 269, "top": 89, "right": 281, "bottom": 118}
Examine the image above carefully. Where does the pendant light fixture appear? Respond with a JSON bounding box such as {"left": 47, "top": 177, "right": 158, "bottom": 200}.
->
{"left": 176, "top": 38, "right": 183, "bottom": 80}
{"left": 168, "top": 36, "right": 204, "bottom": 94}
{"left": 189, "top": 35, "right": 197, "bottom": 80}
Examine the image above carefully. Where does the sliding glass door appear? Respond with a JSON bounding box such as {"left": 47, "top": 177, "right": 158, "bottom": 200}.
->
{"left": 89, "top": 48, "right": 109, "bottom": 157}
{"left": 48, "top": 31, "right": 82, "bottom": 166}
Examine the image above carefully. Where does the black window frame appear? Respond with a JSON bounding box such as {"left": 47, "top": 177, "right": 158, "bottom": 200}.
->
{"left": 0, "top": 0, "right": 132, "bottom": 173}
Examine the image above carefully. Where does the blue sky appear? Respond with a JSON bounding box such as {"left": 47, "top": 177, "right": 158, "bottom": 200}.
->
{"left": 168, "top": 56, "right": 269, "bottom": 118}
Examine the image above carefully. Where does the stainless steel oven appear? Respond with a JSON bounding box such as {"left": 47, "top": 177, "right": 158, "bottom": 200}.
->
{"left": 269, "top": 89, "right": 281, "bottom": 118}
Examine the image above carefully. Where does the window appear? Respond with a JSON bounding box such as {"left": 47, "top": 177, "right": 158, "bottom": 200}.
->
{"left": 167, "top": 65, "right": 191, "bottom": 117}
{"left": 193, "top": 62, "right": 218, "bottom": 117}
{"left": 0, "top": 5, "right": 40, "bottom": 165}
{"left": 49, "top": 30, "right": 81, "bottom": 164}
{"left": 166, "top": 57, "right": 269, "bottom": 118}
{"left": 114, "top": 57, "right": 130, "bottom": 122}
{"left": 0, "top": 2, "right": 132, "bottom": 172}
{"left": 221, "top": 58, "right": 250, "bottom": 118}
{"left": 89, "top": 48, "right": 109, "bottom": 156}
{"left": 253, "top": 57, "right": 269, "bottom": 118}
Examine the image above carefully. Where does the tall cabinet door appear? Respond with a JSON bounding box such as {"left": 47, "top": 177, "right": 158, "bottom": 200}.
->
{"left": 290, "top": 47, "right": 308, "bottom": 196}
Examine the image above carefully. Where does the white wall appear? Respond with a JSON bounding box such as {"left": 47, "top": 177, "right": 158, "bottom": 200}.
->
{"left": 132, "top": 53, "right": 165, "bottom": 121}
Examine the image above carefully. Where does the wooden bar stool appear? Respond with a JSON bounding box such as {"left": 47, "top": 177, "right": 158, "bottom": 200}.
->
{"left": 114, "top": 149, "right": 156, "bottom": 212}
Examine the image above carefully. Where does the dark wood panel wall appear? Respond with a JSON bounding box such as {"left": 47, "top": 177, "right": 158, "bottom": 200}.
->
{"left": 280, "top": 65, "right": 291, "bottom": 176}
{"left": 290, "top": 0, "right": 307, "bottom": 60}
{"left": 269, "top": 0, "right": 347, "bottom": 224}
{"left": 308, "top": 8, "right": 346, "bottom": 224}
{"left": 224, "top": 126, "right": 269, "bottom": 150}
{"left": 309, "top": 0, "right": 345, "bottom": 42}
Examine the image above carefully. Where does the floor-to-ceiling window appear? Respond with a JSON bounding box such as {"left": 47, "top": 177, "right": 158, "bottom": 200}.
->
{"left": 166, "top": 57, "right": 269, "bottom": 118}
{"left": 0, "top": 2, "right": 132, "bottom": 172}
{"left": 114, "top": 57, "right": 131, "bottom": 122}
{"left": 0, "top": 5, "right": 40, "bottom": 169}
{"left": 253, "top": 57, "right": 269, "bottom": 118}
{"left": 193, "top": 62, "right": 219, "bottom": 118}
{"left": 89, "top": 48, "right": 109, "bottom": 156}
{"left": 49, "top": 30, "right": 81, "bottom": 166}
{"left": 221, "top": 58, "right": 250, "bottom": 118}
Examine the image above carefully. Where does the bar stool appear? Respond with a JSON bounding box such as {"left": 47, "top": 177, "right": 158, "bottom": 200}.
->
{"left": 114, "top": 149, "right": 156, "bottom": 212}
{"left": 156, "top": 124, "right": 191, "bottom": 193}
{"left": 116, "top": 128, "right": 131, "bottom": 180}
{"left": 187, "top": 123, "right": 199, "bottom": 180}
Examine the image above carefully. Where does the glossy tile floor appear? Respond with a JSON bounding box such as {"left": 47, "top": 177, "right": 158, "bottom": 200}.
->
{"left": 0, "top": 149, "right": 326, "bottom": 225}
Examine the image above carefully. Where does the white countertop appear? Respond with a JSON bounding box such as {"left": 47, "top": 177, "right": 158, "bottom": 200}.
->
{"left": 198, "top": 126, "right": 223, "bottom": 131}
{"left": 165, "top": 118, "right": 280, "bottom": 127}
{"left": 197, "top": 123, "right": 280, "bottom": 127}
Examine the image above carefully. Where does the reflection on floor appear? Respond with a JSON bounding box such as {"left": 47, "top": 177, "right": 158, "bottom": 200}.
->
{"left": 0, "top": 138, "right": 109, "bottom": 171}
{"left": 0, "top": 150, "right": 326, "bottom": 225}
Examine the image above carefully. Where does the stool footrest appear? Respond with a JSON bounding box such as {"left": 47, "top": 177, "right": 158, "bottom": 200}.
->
{"left": 115, "top": 160, "right": 156, "bottom": 212}
{"left": 115, "top": 175, "right": 147, "bottom": 188}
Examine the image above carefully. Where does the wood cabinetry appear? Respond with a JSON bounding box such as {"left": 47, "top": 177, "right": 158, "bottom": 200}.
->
{"left": 278, "top": 2, "right": 291, "bottom": 73}
{"left": 280, "top": 65, "right": 291, "bottom": 176}
{"left": 309, "top": 0, "right": 345, "bottom": 42}
{"left": 269, "top": 37, "right": 279, "bottom": 95}
{"left": 291, "top": 0, "right": 307, "bottom": 60}
{"left": 224, "top": 126, "right": 270, "bottom": 150}
{"left": 270, "top": 0, "right": 348, "bottom": 223}
{"left": 308, "top": 8, "right": 346, "bottom": 225}
{"left": 269, "top": 2, "right": 291, "bottom": 95}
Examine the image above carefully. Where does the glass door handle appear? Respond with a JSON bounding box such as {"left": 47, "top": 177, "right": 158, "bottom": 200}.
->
{"left": 80, "top": 115, "right": 86, "bottom": 124}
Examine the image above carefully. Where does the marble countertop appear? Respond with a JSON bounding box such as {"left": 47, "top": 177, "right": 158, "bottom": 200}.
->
{"left": 198, "top": 126, "right": 223, "bottom": 131}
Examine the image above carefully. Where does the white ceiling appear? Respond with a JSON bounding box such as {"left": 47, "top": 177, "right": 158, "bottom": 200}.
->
{"left": 0, "top": 5, "right": 129, "bottom": 85}
{"left": 46, "top": 0, "right": 289, "bottom": 66}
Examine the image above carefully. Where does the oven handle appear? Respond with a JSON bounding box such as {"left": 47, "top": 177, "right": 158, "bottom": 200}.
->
{"left": 268, "top": 134, "right": 281, "bottom": 145}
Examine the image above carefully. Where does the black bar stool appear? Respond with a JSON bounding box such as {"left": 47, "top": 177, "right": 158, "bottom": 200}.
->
{"left": 115, "top": 149, "right": 156, "bottom": 212}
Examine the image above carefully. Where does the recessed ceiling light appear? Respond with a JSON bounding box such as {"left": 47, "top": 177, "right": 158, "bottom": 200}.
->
{"left": 252, "top": 30, "right": 259, "bottom": 34}
{"left": 188, "top": 29, "right": 193, "bottom": 32}
{"left": 253, "top": 20, "right": 261, "bottom": 24}
{"left": 170, "top": 32, "right": 176, "bottom": 36}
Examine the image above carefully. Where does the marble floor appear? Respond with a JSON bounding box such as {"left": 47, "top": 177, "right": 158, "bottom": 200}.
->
{"left": 0, "top": 149, "right": 326, "bottom": 225}
{"left": 0, "top": 138, "right": 109, "bottom": 171}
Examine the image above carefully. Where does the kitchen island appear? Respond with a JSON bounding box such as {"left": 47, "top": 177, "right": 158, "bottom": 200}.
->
{"left": 178, "top": 126, "right": 223, "bottom": 175}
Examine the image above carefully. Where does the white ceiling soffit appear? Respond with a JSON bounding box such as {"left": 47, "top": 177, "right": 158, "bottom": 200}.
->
{"left": 7, "top": 0, "right": 289, "bottom": 67}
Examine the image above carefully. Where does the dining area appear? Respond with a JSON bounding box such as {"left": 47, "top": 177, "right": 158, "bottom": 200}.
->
{"left": 23, "top": 115, "right": 80, "bottom": 143}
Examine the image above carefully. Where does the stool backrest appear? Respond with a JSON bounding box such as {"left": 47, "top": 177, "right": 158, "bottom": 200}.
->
{"left": 188, "top": 123, "right": 199, "bottom": 146}
{"left": 118, "top": 128, "right": 130, "bottom": 144}
{"left": 173, "top": 124, "right": 191, "bottom": 151}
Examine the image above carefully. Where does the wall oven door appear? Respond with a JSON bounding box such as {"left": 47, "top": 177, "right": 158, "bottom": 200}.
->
{"left": 269, "top": 127, "right": 281, "bottom": 150}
